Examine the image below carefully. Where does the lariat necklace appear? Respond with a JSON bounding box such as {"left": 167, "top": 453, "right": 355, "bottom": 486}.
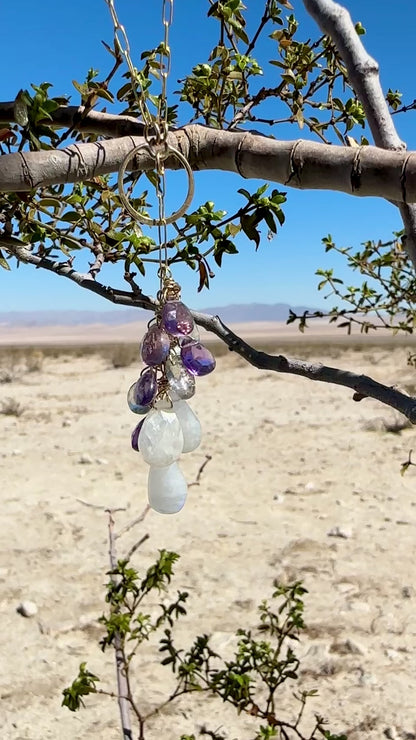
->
{"left": 107, "top": 0, "right": 215, "bottom": 514}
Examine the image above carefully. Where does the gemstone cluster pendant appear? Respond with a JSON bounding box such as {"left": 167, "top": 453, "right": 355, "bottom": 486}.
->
{"left": 127, "top": 278, "right": 215, "bottom": 514}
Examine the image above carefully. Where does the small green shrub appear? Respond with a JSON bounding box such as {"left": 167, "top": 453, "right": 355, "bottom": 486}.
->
{"left": 63, "top": 547, "right": 346, "bottom": 740}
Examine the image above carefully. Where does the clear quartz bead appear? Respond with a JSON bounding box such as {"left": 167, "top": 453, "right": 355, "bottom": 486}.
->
{"left": 148, "top": 462, "right": 188, "bottom": 514}
{"left": 139, "top": 410, "right": 184, "bottom": 467}
{"left": 165, "top": 352, "right": 196, "bottom": 401}
{"left": 173, "top": 400, "right": 201, "bottom": 453}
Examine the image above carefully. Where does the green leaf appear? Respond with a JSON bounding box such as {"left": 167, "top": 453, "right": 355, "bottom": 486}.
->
{"left": 355, "top": 21, "right": 366, "bottom": 35}
{"left": 227, "top": 222, "right": 240, "bottom": 237}
{"left": 60, "top": 211, "right": 82, "bottom": 223}
{"left": 14, "top": 89, "right": 29, "bottom": 126}
{"left": 0, "top": 251, "right": 11, "bottom": 270}
{"left": 38, "top": 198, "right": 62, "bottom": 210}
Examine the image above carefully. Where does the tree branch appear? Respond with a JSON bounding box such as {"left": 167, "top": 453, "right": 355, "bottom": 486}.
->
{"left": 0, "top": 102, "right": 147, "bottom": 138}
{"left": 4, "top": 238, "right": 416, "bottom": 425}
{"left": 2, "top": 126, "right": 416, "bottom": 204}
{"left": 193, "top": 311, "right": 416, "bottom": 424}
{"left": 302, "top": 0, "right": 416, "bottom": 267}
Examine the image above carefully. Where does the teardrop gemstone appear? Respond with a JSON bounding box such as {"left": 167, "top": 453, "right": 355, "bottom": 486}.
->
{"left": 161, "top": 301, "right": 194, "bottom": 337}
{"left": 135, "top": 367, "right": 157, "bottom": 406}
{"left": 127, "top": 382, "right": 151, "bottom": 414}
{"left": 139, "top": 410, "right": 184, "bottom": 467}
{"left": 131, "top": 418, "right": 146, "bottom": 451}
{"left": 141, "top": 326, "right": 170, "bottom": 366}
{"left": 166, "top": 352, "right": 196, "bottom": 400}
{"left": 180, "top": 340, "right": 216, "bottom": 377}
{"left": 148, "top": 462, "right": 188, "bottom": 514}
{"left": 178, "top": 324, "right": 200, "bottom": 344}
{"left": 173, "top": 400, "right": 201, "bottom": 453}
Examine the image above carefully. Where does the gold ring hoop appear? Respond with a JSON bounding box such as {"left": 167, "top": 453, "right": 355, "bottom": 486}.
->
{"left": 117, "top": 143, "right": 194, "bottom": 225}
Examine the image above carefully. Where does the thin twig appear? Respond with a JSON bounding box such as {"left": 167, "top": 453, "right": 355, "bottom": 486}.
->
{"left": 116, "top": 504, "right": 151, "bottom": 539}
{"left": 189, "top": 455, "right": 213, "bottom": 487}
{"left": 126, "top": 533, "right": 150, "bottom": 561}
{"left": 106, "top": 509, "right": 135, "bottom": 740}
{"left": 76, "top": 498, "right": 127, "bottom": 512}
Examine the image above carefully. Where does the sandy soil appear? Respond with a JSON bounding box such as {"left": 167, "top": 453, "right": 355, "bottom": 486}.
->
{"left": 1, "top": 341, "right": 416, "bottom": 740}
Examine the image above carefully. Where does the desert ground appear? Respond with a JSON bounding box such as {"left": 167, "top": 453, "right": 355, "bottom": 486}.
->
{"left": 1, "top": 328, "right": 416, "bottom": 739}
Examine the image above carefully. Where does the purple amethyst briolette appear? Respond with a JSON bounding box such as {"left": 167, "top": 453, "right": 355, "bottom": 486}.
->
{"left": 135, "top": 367, "right": 157, "bottom": 406}
{"left": 180, "top": 339, "right": 216, "bottom": 377}
{"left": 141, "top": 325, "right": 170, "bottom": 366}
{"left": 161, "top": 300, "right": 195, "bottom": 337}
{"left": 131, "top": 418, "right": 146, "bottom": 452}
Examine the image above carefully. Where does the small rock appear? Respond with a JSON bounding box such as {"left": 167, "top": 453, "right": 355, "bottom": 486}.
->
{"left": 11, "top": 449, "right": 22, "bottom": 456}
{"left": 385, "top": 648, "right": 401, "bottom": 661}
{"left": 304, "top": 481, "right": 316, "bottom": 491}
{"left": 62, "top": 418, "right": 72, "bottom": 427}
{"left": 17, "top": 600, "right": 38, "bottom": 618}
{"left": 331, "top": 638, "right": 365, "bottom": 656}
{"left": 402, "top": 586, "right": 412, "bottom": 599}
{"left": 358, "top": 669, "right": 377, "bottom": 687}
{"left": 273, "top": 493, "right": 285, "bottom": 504}
{"left": 384, "top": 728, "right": 400, "bottom": 740}
{"left": 78, "top": 453, "right": 93, "bottom": 465}
{"left": 327, "top": 525, "right": 352, "bottom": 539}
{"left": 96, "top": 457, "right": 109, "bottom": 465}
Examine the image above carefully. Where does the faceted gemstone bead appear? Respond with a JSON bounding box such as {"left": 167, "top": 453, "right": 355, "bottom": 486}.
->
{"left": 173, "top": 400, "right": 201, "bottom": 453}
{"left": 180, "top": 339, "right": 216, "bottom": 377}
{"left": 141, "top": 325, "right": 170, "bottom": 366}
{"left": 153, "top": 395, "right": 173, "bottom": 410}
{"left": 178, "top": 324, "right": 200, "bottom": 344}
{"left": 139, "top": 410, "right": 184, "bottom": 467}
{"left": 135, "top": 367, "right": 157, "bottom": 407}
{"left": 131, "top": 418, "right": 146, "bottom": 452}
{"left": 148, "top": 462, "right": 187, "bottom": 514}
{"left": 127, "top": 382, "right": 151, "bottom": 415}
{"left": 165, "top": 351, "right": 195, "bottom": 401}
{"left": 161, "top": 300, "right": 194, "bottom": 337}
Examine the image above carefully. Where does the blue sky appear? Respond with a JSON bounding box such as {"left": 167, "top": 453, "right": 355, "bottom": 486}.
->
{"left": 1, "top": 0, "right": 415, "bottom": 312}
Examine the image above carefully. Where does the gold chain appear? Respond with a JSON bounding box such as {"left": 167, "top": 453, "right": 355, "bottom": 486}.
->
{"left": 104, "top": 0, "right": 179, "bottom": 295}
{"left": 104, "top": 0, "right": 173, "bottom": 147}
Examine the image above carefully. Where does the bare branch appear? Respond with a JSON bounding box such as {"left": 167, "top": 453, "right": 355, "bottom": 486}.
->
{"left": 116, "top": 504, "right": 151, "bottom": 540}
{"left": 0, "top": 102, "right": 147, "bottom": 137}
{"left": 192, "top": 311, "right": 416, "bottom": 424}
{"left": 2, "top": 127, "right": 416, "bottom": 205}
{"left": 302, "top": 0, "right": 416, "bottom": 267}
{"left": 3, "top": 237, "right": 416, "bottom": 425}
{"left": 1, "top": 238, "right": 157, "bottom": 311}
{"left": 189, "top": 455, "right": 213, "bottom": 488}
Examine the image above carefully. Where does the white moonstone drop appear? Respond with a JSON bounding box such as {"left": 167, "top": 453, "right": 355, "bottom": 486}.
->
{"left": 140, "top": 410, "right": 184, "bottom": 467}
{"left": 148, "top": 462, "right": 188, "bottom": 514}
{"left": 173, "top": 400, "right": 202, "bottom": 453}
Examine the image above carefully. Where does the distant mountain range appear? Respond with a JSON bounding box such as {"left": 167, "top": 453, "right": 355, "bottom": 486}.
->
{"left": 0, "top": 303, "right": 316, "bottom": 328}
